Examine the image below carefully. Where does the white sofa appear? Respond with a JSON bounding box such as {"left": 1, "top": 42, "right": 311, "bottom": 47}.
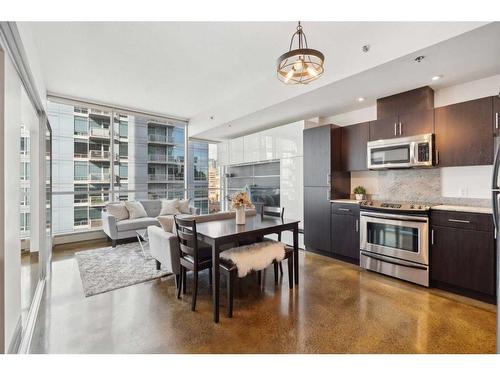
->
{"left": 102, "top": 199, "right": 199, "bottom": 247}
{"left": 148, "top": 209, "right": 257, "bottom": 275}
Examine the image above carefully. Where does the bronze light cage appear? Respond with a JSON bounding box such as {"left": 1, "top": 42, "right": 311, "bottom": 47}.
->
{"left": 277, "top": 22, "right": 325, "bottom": 84}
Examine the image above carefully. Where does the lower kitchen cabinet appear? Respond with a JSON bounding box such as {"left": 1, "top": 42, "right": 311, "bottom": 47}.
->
{"left": 330, "top": 203, "right": 360, "bottom": 262}
{"left": 430, "top": 210, "right": 496, "bottom": 301}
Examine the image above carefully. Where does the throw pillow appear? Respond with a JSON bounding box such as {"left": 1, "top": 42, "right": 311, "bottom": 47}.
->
{"left": 178, "top": 199, "right": 191, "bottom": 214}
{"left": 159, "top": 199, "right": 180, "bottom": 216}
{"left": 157, "top": 216, "right": 176, "bottom": 233}
{"left": 105, "top": 203, "right": 129, "bottom": 221}
{"left": 125, "top": 201, "right": 148, "bottom": 219}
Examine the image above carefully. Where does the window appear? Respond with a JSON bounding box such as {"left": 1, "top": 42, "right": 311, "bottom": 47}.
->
{"left": 49, "top": 99, "right": 187, "bottom": 235}
{"left": 74, "top": 161, "right": 88, "bottom": 181}
{"left": 74, "top": 207, "right": 88, "bottom": 227}
{"left": 74, "top": 116, "right": 88, "bottom": 135}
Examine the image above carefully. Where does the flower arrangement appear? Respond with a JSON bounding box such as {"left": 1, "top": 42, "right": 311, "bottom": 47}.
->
{"left": 230, "top": 191, "right": 254, "bottom": 210}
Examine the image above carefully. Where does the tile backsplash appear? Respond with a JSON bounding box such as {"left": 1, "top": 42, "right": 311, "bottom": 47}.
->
{"left": 351, "top": 166, "right": 492, "bottom": 207}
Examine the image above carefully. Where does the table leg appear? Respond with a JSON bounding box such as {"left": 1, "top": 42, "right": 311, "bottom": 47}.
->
{"left": 211, "top": 241, "right": 220, "bottom": 323}
{"left": 293, "top": 226, "right": 299, "bottom": 285}
{"left": 137, "top": 234, "right": 147, "bottom": 257}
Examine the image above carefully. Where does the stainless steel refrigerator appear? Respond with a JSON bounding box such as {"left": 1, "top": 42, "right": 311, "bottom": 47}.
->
{"left": 491, "top": 144, "right": 500, "bottom": 354}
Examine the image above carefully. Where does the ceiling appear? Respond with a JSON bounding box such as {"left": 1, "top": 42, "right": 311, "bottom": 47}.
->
{"left": 22, "top": 21, "right": 493, "bottom": 140}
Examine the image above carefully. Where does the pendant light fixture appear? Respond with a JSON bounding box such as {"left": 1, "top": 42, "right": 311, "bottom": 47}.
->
{"left": 277, "top": 21, "right": 325, "bottom": 84}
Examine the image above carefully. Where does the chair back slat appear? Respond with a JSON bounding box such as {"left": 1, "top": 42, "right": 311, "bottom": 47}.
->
{"left": 261, "top": 206, "right": 284, "bottom": 219}
{"left": 174, "top": 215, "right": 199, "bottom": 259}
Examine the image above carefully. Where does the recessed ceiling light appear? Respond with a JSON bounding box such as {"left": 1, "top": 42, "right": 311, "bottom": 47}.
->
{"left": 357, "top": 97, "right": 365, "bottom": 102}
{"left": 432, "top": 75, "right": 443, "bottom": 81}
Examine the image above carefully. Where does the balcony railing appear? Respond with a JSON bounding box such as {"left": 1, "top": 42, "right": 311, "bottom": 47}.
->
{"left": 74, "top": 219, "right": 89, "bottom": 227}
{"left": 148, "top": 174, "right": 184, "bottom": 182}
{"left": 89, "top": 150, "right": 110, "bottom": 160}
{"left": 90, "top": 128, "right": 110, "bottom": 138}
{"left": 90, "top": 196, "right": 107, "bottom": 205}
{"left": 89, "top": 173, "right": 110, "bottom": 182}
{"left": 148, "top": 134, "right": 174, "bottom": 143}
{"left": 74, "top": 197, "right": 89, "bottom": 204}
{"left": 147, "top": 154, "right": 183, "bottom": 163}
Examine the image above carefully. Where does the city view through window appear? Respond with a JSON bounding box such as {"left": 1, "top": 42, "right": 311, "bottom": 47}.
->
{"left": 47, "top": 99, "right": 222, "bottom": 235}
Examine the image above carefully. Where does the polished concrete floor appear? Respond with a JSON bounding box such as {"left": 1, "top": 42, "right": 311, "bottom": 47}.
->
{"left": 30, "top": 239, "right": 496, "bottom": 353}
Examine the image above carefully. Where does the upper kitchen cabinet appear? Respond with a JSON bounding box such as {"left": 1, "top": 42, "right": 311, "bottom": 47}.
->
{"left": 370, "top": 86, "right": 435, "bottom": 141}
{"left": 397, "top": 109, "right": 434, "bottom": 137}
{"left": 494, "top": 95, "right": 500, "bottom": 137}
{"left": 342, "top": 122, "right": 369, "bottom": 171}
{"left": 303, "top": 125, "right": 332, "bottom": 186}
{"left": 229, "top": 137, "right": 245, "bottom": 165}
{"left": 243, "top": 133, "right": 261, "bottom": 163}
{"left": 377, "top": 86, "right": 434, "bottom": 119}
{"left": 217, "top": 140, "right": 229, "bottom": 166}
{"left": 435, "top": 97, "right": 494, "bottom": 167}
{"left": 260, "top": 128, "right": 276, "bottom": 161}
{"left": 275, "top": 121, "right": 304, "bottom": 159}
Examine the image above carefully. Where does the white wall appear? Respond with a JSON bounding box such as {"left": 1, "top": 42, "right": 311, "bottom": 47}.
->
{"left": 320, "top": 74, "right": 500, "bottom": 201}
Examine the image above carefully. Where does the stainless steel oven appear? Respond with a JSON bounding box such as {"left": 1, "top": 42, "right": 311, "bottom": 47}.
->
{"left": 359, "top": 201, "right": 430, "bottom": 286}
{"left": 367, "top": 133, "right": 434, "bottom": 170}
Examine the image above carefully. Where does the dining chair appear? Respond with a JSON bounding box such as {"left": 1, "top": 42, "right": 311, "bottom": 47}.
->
{"left": 174, "top": 215, "right": 237, "bottom": 314}
{"left": 261, "top": 206, "right": 294, "bottom": 287}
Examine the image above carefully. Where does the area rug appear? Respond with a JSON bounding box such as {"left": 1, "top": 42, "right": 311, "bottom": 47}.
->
{"left": 75, "top": 242, "right": 170, "bottom": 297}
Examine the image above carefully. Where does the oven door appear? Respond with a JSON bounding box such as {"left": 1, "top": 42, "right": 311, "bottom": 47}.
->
{"left": 360, "top": 211, "right": 429, "bottom": 265}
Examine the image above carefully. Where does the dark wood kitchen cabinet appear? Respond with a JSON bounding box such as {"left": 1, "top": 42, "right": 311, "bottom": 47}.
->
{"left": 494, "top": 95, "right": 500, "bottom": 137}
{"left": 304, "top": 186, "right": 332, "bottom": 253}
{"left": 370, "top": 86, "right": 435, "bottom": 141}
{"left": 430, "top": 210, "right": 496, "bottom": 302}
{"left": 341, "top": 122, "right": 369, "bottom": 171}
{"left": 303, "top": 125, "right": 332, "bottom": 187}
{"left": 434, "top": 97, "right": 494, "bottom": 167}
{"left": 331, "top": 203, "right": 360, "bottom": 263}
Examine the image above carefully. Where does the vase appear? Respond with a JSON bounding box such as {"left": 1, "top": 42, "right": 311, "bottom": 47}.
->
{"left": 355, "top": 194, "right": 364, "bottom": 201}
{"left": 235, "top": 206, "right": 245, "bottom": 225}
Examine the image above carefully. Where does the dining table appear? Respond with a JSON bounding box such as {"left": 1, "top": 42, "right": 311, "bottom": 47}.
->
{"left": 195, "top": 215, "right": 300, "bottom": 323}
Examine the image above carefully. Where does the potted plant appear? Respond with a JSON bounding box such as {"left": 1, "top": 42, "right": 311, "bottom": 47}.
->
{"left": 353, "top": 186, "right": 367, "bottom": 201}
{"left": 230, "top": 191, "right": 254, "bottom": 225}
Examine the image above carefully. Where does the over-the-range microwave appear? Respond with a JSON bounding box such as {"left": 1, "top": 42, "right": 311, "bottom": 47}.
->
{"left": 367, "top": 133, "right": 434, "bottom": 170}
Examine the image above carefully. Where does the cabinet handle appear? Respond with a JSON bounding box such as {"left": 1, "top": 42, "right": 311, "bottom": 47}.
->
{"left": 338, "top": 208, "right": 350, "bottom": 212}
{"left": 394, "top": 123, "right": 397, "bottom": 136}
{"left": 496, "top": 112, "right": 499, "bottom": 130}
{"left": 399, "top": 122, "right": 402, "bottom": 135}
{"left": 448, "top": 218, "right": 471, "bottom": 224}
{"left": 355, "top": 219, "right": 359, "bottom": 232}
{"left": 327, "top": 190, "right": 331, "bottom": 200}
{"left": 431, "top": 229, "right": 434, "bottom": 245}
{"left": 435, "top": 149, "right": 439, "bottom": 165}
{"left": 327, "top": 173, "right": 331, "bottom": 186}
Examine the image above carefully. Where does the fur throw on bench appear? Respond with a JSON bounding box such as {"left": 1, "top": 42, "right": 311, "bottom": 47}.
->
{"left": 220, "top": 240, "right": 285, "bottom": 278}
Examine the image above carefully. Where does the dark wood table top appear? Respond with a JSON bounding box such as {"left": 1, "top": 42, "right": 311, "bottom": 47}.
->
{"left": 195, "top": 215, "right": 300, "bottom": 241}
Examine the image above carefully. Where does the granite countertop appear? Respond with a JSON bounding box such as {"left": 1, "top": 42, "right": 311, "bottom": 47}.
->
{"left": 431, "top": 204, "right": 492, "bottom": 214}
{"left": 330, "top": 199, "right": 361, "bottom": 204}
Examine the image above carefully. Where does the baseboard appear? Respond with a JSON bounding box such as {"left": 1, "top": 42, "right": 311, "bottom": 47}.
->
{"left": 18, "top": 277, "right": 45, "bottom": 354}
{"left": 53, "top": 229, "right": 107, "bottom": 245}
{"left": 7, "top": 316, "right": 22, "bottom": 354}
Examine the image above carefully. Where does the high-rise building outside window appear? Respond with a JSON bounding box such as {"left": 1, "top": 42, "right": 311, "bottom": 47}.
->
{"left": 48, "top": 99, "right": 187, "bottom": 235}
